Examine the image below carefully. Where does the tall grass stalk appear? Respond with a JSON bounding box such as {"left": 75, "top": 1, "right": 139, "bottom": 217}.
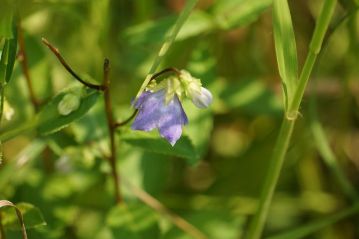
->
{"left": 135, "top": 0, "right": 198, "bottom": 99}
{"left": 247, "top": 0, "right": 337, "bottom": 238}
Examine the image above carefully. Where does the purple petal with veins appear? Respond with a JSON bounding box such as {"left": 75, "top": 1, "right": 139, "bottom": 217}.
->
{"left": 131, "top": 90, "right": 188, "bottom": 146}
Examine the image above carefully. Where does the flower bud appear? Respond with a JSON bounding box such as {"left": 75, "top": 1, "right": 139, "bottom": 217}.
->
{"left": 189, "top": 86, "right": 212, "bottom": 108}
{"left": 179, "top": 70, "right": 212, "bottom": 109}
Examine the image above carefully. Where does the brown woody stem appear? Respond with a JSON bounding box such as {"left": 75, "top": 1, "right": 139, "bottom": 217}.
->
{"left": 103, "top": 59, "right": 122, "bottom": 203}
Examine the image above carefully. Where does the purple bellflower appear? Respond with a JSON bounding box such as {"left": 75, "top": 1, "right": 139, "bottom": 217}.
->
{"left": 132, "top": 70, "right": 212, "bottom": 146}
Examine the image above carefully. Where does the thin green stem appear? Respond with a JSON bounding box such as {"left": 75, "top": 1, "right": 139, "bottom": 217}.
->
{"left": 288, "top": 0, "right": 336, "bottom": 116}
{"left": 247, "top": 1, "right": 337, "bottom": 238}
{"left": 247, "top": 118, "right": 295, "bottom": 239}
{"left": 135, "top": 0, "right": 198, "bottom": 99}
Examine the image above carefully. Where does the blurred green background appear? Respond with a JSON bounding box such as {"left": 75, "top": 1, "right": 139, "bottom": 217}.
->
{"left": 1, "top": 0, "right": 359, "bottom": 238}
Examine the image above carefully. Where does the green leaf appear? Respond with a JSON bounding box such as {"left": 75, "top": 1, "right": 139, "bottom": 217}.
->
{"left": 1, "top": 203, "right": 46, "bottom": 230}
{"left": 122, "top": 11, "right": 213, "bottom": 46}
{"left": 0, "top": 19, "right": 17, "bottom": 85}
{"left": 273, "top": 0, "right": 298, "bottom": 110}
{"left": 213, "top": 0, "right": 272, "bottom": 30}
{"left": 182, "top": 100, "right": 213, "bottom": 164}
{"left": 107, "top": 201, "right": 160, "bottom": 238}
{"left": 0, "top": 139, "right": 46, "bottom": 189}
{"left": 163, "top": 210, "right": 246, "bottom": 239}
{"left": 120, "top": 130, "right": 198, "bottom": 161}
{"left": 37, "top": 86, "right": 100, "bottom": 135}
{"left": 216, "top": 79, "right": 283, "bottom": 116}
{"left": 0, "top": 12, "right": 13, "bottom": 38}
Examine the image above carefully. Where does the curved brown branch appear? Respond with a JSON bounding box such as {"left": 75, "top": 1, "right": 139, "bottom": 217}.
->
{"left": 149, "top": 67, "right": 181, "bottom": 84}
{"left": 114, "top": 109, "right": 138, "bottom": 128}
{"left": 41, "top": 38, "right": 105, "bottom": 91}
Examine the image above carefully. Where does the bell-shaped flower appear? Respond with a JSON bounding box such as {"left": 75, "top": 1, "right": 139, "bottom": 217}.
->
{"left": 131, "top": 69, "right": 212, "bottom": 146}
{"left": 131, "top": 88, "right": 188, "bottom": 146}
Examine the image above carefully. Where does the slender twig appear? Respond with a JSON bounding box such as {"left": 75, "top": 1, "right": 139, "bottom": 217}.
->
{"left": 149, "top": 67, "right": 181, "bottom": 84}
{"left": 114, "top": 109, "right": 138, "bottom": 128}
{"left": 0, "top": 200, "right": 27, "bottom": 239}
{"left": 103, "top": 59, "right": 121, "bottom": 203}
{"left": 122, "top": 178, "right": 209, "bottom": 239}
{"left": 18, "top": 20, "right": 40, "bottom": 111}
{"left": 41, "top": 38, "right": 105, "bottom": 91}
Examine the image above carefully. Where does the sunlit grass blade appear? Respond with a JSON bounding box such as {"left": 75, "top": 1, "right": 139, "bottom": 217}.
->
{"left": 135, "top": 0, "right": 198, "bottom": 99}
{"left": 247, "top": 1, "right": 337, "bottom": 239}
{"left": 309, "top": 98, "right": 358, "bottom": 200}
{"left": 273, "top": 0, "right": 298, "bottom": 110}
{"left": 267, "top": 203, "right": 359, "bottom": 239}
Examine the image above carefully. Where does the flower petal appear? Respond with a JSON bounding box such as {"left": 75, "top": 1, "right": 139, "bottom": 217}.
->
{"left": 131, "top": 90, "right": 188, "bottom": 146}
{"left": 132, "top": 90, "right": 152, "bottom": 109}
{"left": 157, "top": 95, "right": 188, "bottom": 145}
{"left": 131, "top": 90, "right": 166, "bottom": 131}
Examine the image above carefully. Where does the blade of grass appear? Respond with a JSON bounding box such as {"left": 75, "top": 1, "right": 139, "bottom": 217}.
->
{"left": 0, "top": 200, "right": 28, "bottom": 239}
{"left": 247, "top": 1, "right": 337, "bottom": 238}
{"left": 122, "top": 177, "right": 209, "bottom": 239}
{"left": 309, "top": 98, "right": 358, "bottom": 200}
{"left": 267, "top": 202, "right": 359, "bottom": 239}
{"left": 272, "top": 0, "right": 298, "bottom": 110}
{"left": 135, "top": 0, "right": 198, "bottom": 99}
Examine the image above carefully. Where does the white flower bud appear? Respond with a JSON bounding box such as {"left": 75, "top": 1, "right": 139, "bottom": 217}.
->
{"left": 189, "top": 86, "right": 212, "bottom": 108}
{"left": 179, "top": 70, "right": 212, "bottom": 109}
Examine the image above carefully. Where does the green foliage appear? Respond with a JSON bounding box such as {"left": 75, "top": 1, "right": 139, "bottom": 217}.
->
{"left": 213, "top": 0, "right": 272, "bottom": 30}
{"left": 107, "top": 201, "right": 159, "bottom": 238}
{"left": 1, "top": 203, "right": 46, "bottom": 230}
{"left": 273, "top": 0, "right": 298, "bottom": 110}
{"left": 121, "top": 130, "right": 197, "bottom": 162}
{"left": 37, "top": 86, "right": 99, "bottom": 134}
{"left": 1, "top": 1, "right": 359, "bottom": 239}
{"left": 0, "top": 42, "right": 16, "bottom": 86}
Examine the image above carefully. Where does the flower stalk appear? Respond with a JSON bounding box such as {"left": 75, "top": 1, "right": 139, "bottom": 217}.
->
{"left": 247, "top": 0, "right": 337, "bottom": 238}
{"left": 103, "top": 58, "right": 122, "bottom": 203}
{"left": 135, "top": 0, "right": 198, "bottom": 99}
